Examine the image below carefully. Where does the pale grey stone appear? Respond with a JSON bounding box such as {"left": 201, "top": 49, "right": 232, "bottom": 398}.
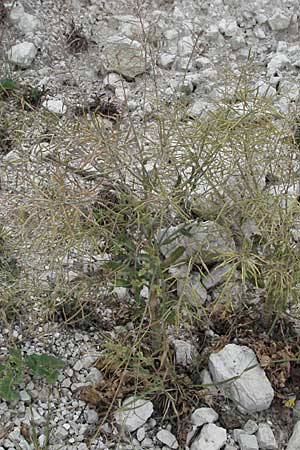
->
{"left": 293, "top": 400, "right": 300, "bottom": 420}
{"left": 256, "top": 423, "right": 277, "bottom": 449}
{"left": 86, "top": 367, "right": 103, "bottom": 384}
{"left": 156, "top": 429, "right": 179, "bottom": 449}
{"left": 7, "top": 42, "right": 37, "bottom": 68}
{"left": 177, "top": 273, "right": 207, "bottom": 306}
{"left": 255, "top": 82, "right": 277, "bottom": 98}
{"left": 243, "top": 420, "right": 258, "bottom": 435}
{"left": 173, "top": 339, "right": 198, "bottom": 367}
{"left": 200, "top": 369, "right": 218, "bottom": 394}
{"left": 233, "top": 429, "right": 247, "bottom": 442}
{"left": 61, "top": 378, "right": 71, "bottom": 388}
{"left": 191, "top": 407, "right": 218, "bottom": 427}
{"left": 178, "top": 36, "right": 194, "bottom": 56}
{"left": 188, "top": 100, "right": 216, "bottom": 118}
{"left": 19, "top": 390, "right": 31, "bottom": 402}
{"left": 42, "top": 99, "right": 67, "bottom": 115}
{"left": 158, "top": 52, "right": 176, "bottom": 69}
{"left": 268, "top": 10, "right": 291, "bottom": 31}
{"left": 141, "top": 437, "right": 154, "bottom": 448}
{"left": 136, "top": 427, "right": 146, "bottom": 442}
{"left": 9, "top": 3, "right": 40, "bottom": 35}
{"left": 100, "top": 42, "right": 150, "bottom": 81}
{"left": 191, "top": 423, "right": 227, "bottom": 450}
{"left": 238, "top": 434, "right": 258, "bottom": 450}
{"left": 7, "top": 431, "right": 32, "bottom": 450}
{"left": 26, "top": 407, "right": 45, "bottom": 426}
{"left": 115, "top": 15, "right": 150, "bottom": 41}
{"left": 287, "top": 421, "right": 300, "bottom": 450}
{"left": 231, "top": 33, "right": 246, "bottom": 51}
{"left": 267, "top": 54, "right": 290, "bottom": 76}
{"left": 73, "top": 355, "right": 98, "bottom": 371}
{"left": 114, "top": 397, "right": 153, "bottom": 432}
{"left": 279, "top": 81, "right": 299, "bottom": 101}
{"left": 209, "top": 344, "right": 274, "bottom": 413}
{"left": 184, "top": 222, "right": 235, "bottom": 265}
{"left": 202, "top": 264, "right": 232, "bottom": 290}
{"left": 84, "top": 408, "right": 99, "bottom": 424}
{"left": 219, "top": 17, "right": 238, "bottom": 37}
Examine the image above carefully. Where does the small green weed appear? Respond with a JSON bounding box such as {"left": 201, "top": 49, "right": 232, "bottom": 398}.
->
{"left": 0, "top": 347, "right": 65, "bottom": 401}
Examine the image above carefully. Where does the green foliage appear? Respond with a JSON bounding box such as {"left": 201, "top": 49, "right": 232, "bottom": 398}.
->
{"left": 0, "top": 78, "right": 18, "bottom": 98}
{"left": 0, "top": 347, "right": 65, "bottom": 401}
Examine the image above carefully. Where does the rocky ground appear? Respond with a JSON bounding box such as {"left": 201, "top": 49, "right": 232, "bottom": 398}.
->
{"left": 1, "top": 0, "right": 300, "bottom": 449}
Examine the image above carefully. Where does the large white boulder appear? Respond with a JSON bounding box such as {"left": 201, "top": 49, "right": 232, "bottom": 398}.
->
{"left": 7, "top": 42, "right": 37, "bottom": 68}
{"left": 114, "top": 396, "right": 153, "bottom": 432}
{"left": 208, "top": 344, "right": 274, "bottom": 413}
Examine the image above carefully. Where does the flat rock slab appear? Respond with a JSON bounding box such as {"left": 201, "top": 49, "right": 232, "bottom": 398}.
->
{"left": 209, "top": 344, "right": 274, "bottom": 413}
{"left": 100, "top": 42, "right": 150, "bottom": 81}
{"left": 114, "top": 396, "right": 153, "bottom": 432}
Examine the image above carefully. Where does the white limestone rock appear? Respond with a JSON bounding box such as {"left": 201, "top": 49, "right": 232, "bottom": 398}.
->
{"left": 9, "top": 3, "right": 40, "bottom": 34}
{"left": 267, "top": 54, "right": 290, "bottom": 76}
{"left": 173, "top": 339, "right": 198, "bottom": 367}
{"left": 188, "top": 100, "right": 216, "bottom": 118}
{"left": 156, "top": 429, "right": 179, "bottom": 449}
{"left": 7, "top": 42, "right": 37, "bottom": 68}
{"left": 114, "top": 397, "right": 153, "bottom": 432}
{"left": 202, "top": 264, "right": 232, "bottom": 290}
{"left": 256, "top": 423, "right": 277, "bottom": 449}
{"left": 42, "top": 98, "right": 67, "bottom": 115}
{"left": 183, "top": 221, "right": 235, "bottom": 265}
{"left": 254, "top": 82, "right": 277, "bottom": 98}
{"left": 158, "top": 52, "right": 176, "bottom": 69}
{"left": 268, "top": 10, "right": 291, "bottom": 31}
{"left": 178, "top": 36, "right": 194, "bottom": 56}
{"left": 219, "top": 18, "right": 238, "bottom": 37}
{"left": 191, "top": 407, "right": 218, "bottom": 427}
{"left": 243, "top": 420, "right": 258, "bottom": 435}
{"left": 191, "top": 423, "right": 227, "bottom": 450}
{"left": 238, "top": 434, "right": 258, "bottom": 450}
{"left": 287, "top": 421, "right": 300, "bottom": 450}
{"left": 177, "top": 272, "right": 207, "bottom": 306}
{"left": 208, "top": 344, "right": 274, "bottom": 413}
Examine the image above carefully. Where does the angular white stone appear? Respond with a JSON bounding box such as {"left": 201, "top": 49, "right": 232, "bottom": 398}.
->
{"left": 158, "top": 52, "right": 176, "bottom": 69}
{"left": 286, "top": 421, "right": 300, "bottom": 450}
{"left": 173, "top": 339, "right": 198, "bottom": 367}
{"left": 86, "top": 367, "right": 103, "bottom": 384}
{"left": 177, "top": 273, "right": 207, "bottom": 306}
{"left": 208, "top": 344, "right": 274, "bottom": 413}
{"left": 114, "top": 397, "right": 153, "bottom": 432}
{"left": 42, "top": 98, "right": 67, "bottom": 115}
{"left": 267, "top": 54, "right": 290, "bottom": 76}
{"left": 243, "top": 420, "right": 258, "bottom": 435}
{"left": 254, "top": 82, "right": 277, "bottom": 98}
{"left": 238, "top": 434, "right": 258, "bottom": 450}
{"left": 136, "top": 427, "right": 146, "bottom": 442}
{"left": 10, "top": 3, "right": 40, "bottom": 35}
{"left": 191, "top": 407, "right": 218, "bottom": 427}
{"left": 156, "top": 429, "right": 179, "bottom": 449}
{"left": 7, "top": 42, "right": 37, "bottom": 68}
{"left": 219, "top": 18, "right": 238, "bottom": 37}
{"left": 191, "top": 423, "right": 227, "bottom": 450}
{"left": 202, "top": 264, "right": 232, "bottom": 290}
{"left": 256, "top": 423, "right": 277, "bottom": 449}
{"left": 268, "top": 10, "right": 291, "bottom": 31}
